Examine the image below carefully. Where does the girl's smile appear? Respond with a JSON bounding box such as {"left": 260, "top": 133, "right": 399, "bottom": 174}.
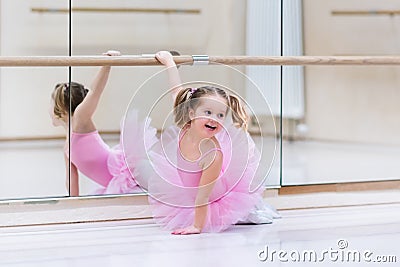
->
{"left": 190, "top": 95, "right": 228, "bottom": 138}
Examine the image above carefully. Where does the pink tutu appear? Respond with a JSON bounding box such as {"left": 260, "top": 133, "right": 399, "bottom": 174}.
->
{"left": 93, "top": 110, "right": 158, "bottom": 195}
{"left": 123, "top": 112, "right": 268, "bottom": 232}
{"left": 92, "top": 145, "right": 143, "bottom": 195}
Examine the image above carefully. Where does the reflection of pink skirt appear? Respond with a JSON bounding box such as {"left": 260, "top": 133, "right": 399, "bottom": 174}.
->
{"left": 130, "top": 121, "right": 268, "bottom": 232}
{"left": 92, "top": 146, "right": 144, "bottom": 195}
{"left": 94, "top": 110, "right": 159, "bottom": 195}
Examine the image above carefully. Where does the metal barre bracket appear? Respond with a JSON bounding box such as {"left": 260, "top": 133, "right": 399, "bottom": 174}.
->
{"left": 192, "top": 55, "right": 209, "bottom": 65}
{"left": 141, "top": 54, "right": 156, "bottom": 58}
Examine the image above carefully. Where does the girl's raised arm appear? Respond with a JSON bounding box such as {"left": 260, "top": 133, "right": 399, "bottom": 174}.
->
{"left": 172, "top": 150, "right": 223, "bottom": 235}
{"left": 72, "top": 50, "right": 120, "bottom": 131}
{"left": 155, "top": 51, "right": 183, "bottom": 101}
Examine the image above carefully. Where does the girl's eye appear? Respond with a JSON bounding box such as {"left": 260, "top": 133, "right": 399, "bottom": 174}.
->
{"left": 217, "top": 113, "right": 225, "bottom": 119}
{"left": 205, "top": 110, "right": 212, "bottom": 115}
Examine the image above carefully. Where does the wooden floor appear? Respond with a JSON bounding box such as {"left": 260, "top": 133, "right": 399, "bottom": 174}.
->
{"left": 0, "top": 203, "right": 398, "bottom": 267}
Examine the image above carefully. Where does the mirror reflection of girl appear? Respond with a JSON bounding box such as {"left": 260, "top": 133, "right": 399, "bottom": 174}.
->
{"left": 130, "top": 51, "right": 280, "bottom": 235}
{"left": 49, "top": 50, "right": 144, "bottom": 196}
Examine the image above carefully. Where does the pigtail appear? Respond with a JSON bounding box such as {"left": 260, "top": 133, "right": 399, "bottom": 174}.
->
{"left": 173, "top": 88, "right": 193, "bottom": 127}
{"left": 228, "top": 94, "right": 249, "bottom": 130}
{"left": 52, "top": 83, "right": 68, "bottom": 119}
{"left": 52, "top": 82, "right": 88, "bottom": 119}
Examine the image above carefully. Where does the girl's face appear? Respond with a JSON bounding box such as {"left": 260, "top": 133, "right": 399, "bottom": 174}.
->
{"left": 189, "top": 95, "right": 228, "bottom": 137}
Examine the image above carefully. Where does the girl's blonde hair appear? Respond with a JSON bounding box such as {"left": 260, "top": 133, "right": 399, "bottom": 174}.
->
{"left": 173, "top": 86, "right": 249, "bottom": 129}
{"left": 52, "top": 82, "right": 88, "bottom": 119}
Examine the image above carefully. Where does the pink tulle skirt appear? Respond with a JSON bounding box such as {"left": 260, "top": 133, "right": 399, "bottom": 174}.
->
{"left": 123, "top": 111, "right": 268, "bottom": 232}
{"left": 93, "top": 110, "right": 158, "bottom": 195}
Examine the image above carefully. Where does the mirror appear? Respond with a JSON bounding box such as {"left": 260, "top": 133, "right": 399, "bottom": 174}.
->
{"left": 0, "top": 0, "right": 69, "bottom": 200}
{"left": 281, "top": 0, "right": 400, "bottom": 185}
{"left": 1, "top": 0, "right": 396, "bottom": 201}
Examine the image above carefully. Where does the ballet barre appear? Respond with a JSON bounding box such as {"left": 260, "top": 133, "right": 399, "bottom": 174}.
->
{"left": 1, "top": 55, "right": 400, "bottom": 66}
{"left": 332, "top": 10, "right": 400, "bottom": 16}
{"left": 31, "top": 7, "right": 201, "bottom": 14}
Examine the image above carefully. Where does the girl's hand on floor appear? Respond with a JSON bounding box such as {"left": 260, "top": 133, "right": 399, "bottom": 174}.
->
{"left": 171, "top": 225, "right": 201, "bottom": 235}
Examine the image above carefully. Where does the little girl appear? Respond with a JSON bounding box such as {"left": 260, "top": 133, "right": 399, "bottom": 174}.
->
{"left": 50, "top": 50, "right": 148, "bottom": 196}
{"left": 127, "top": 51, "right": 279, "bottom": 234}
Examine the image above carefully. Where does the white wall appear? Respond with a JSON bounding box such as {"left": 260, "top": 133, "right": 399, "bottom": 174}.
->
{"left": 0, "top": 0, "right": 247, "bottom": 138}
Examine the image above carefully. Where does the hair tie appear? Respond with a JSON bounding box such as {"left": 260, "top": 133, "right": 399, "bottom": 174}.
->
{"left": 63, "top": 83, "right": 70, "bottom": 98}
{"left": 187, "top": 87, "right": 198, "bottom": 99}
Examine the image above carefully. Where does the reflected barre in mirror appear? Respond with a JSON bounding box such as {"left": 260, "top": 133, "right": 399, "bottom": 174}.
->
{"left": 332, "top": 9, "right": 400, "bottom": 16}
{"left": 31, "top": 7, "right": 201, "bottom": 14}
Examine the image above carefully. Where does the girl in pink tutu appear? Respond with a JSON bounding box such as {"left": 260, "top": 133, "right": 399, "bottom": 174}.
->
{"left": 50, "top": 50, "right": 144, "bottom": 196}
{"left": 128, "top": 51, "right": 280, "bottom": 234}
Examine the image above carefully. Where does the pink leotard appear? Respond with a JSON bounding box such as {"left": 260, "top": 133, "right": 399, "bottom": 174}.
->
{"left": 176, "top": 131, "right": 223, "bottom": 188}
{"left": 177, "top": 147, "right": 223, "bottom": 187}
{"left": 67, "top": 131, "right": 113, "bottom": 187}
